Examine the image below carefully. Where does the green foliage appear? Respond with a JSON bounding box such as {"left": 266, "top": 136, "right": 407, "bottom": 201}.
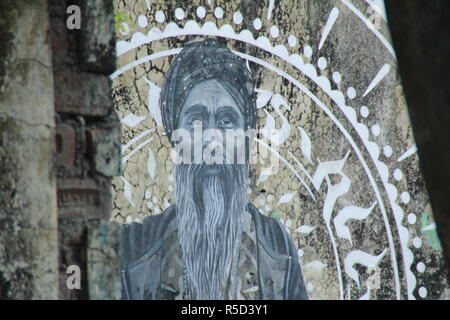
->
{"left": 114, "top": 12, "right": 133, "bottom": 32}
{"left": 421, "top": 212, "right": 443, "bottom": 251}
{"left": 271, "top": 211, "right": 281, "bottom": 219}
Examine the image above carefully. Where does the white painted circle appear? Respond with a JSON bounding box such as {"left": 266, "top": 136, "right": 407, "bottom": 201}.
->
{"left": 332, "top": 72, "right": 342, "bottom": 84}
{"left": 214, "top": 7, "right": 224, "bottom": 19}
{"left": 298, "top": 249, "right": 304, "bottom": 257}
{"left": 383, "top": 145, "right": 393, "bottom": 157}
{"left": 347, "top": 87, "right": 357, "bottom": 99}
{"left": 407, "top": 213, "right": 417, "bottom": 225}
{"left": 418, "top": 287, "right": 428, "bottom": 298}
{"left": 413, "top": 237, "right": 422, "bottom": 248}
{"left": 393, "top": 168, "right": 403, "bottom": 181}
{"left": 155, "top": 10, "right": 165, "bottom": 23}
{"left": 119, "top": 22, "right": 129, "bottom": 35}
{"left": 125, "top": 215, "right": 134, "bottom": 224}
{"left": 196, "top": 6, "right": 206, "bottom": 19}
{"left": 267, "top": 194, "right": 274, "bottom": 202}
{"left": 416, "top": 262, "right": 426, "bottom": 273}
{"left": 175, "top": 8, "right": 185, "bottom": 20}
{"left": 233, "top": 11, "right": 243, "bottom": 24}
{"left": 360, "top": 106, "right": 369, "bottom": 118}
{"left": 371, "top": 124, "right": 381, "bottom": 136}
{"left": 253, "top": 18, "right": 262, "bottom": 30}
{"left": 270, "top": 26, "right": 280, "bottom": 38}
{"left": 401, "top": 191, "right": 411, "bottom": 204}
{"left": 288, "top": 35, "right": 297, "bottom": 47}
{"left": 138, "top": 15, "right": 148, "bottom": 28}
{"left": 318, "top": 57, "right": 327, "bottom": 70}
{"left": 303, "top": 45, "right": 313, "bottom": 58}
{"left": 152, "top": 196, "right": 158, "bottom": 204}
{"left": 154, "top": 207, "right": 161, "bottom": 214}
{"left": 147, "top": 201, "right": 153, "bottom": 209}
{"left": 168, "top": 185, "right": 174, "bottom": 192}
{"left": 145, "top": 190, "right": 151, "bottom": 199}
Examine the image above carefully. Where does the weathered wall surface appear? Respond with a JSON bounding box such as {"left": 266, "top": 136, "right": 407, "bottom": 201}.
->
{"left": 0, "top": 0, "right": 58, "bottom": 299}
{"left": 111, "top": 0, "right": 449, "bottom": 299}
{"left": 48, "top": 0, "right": 122, "bottom": 300}
{"left": 0, "top": 0, "right": 122, "bottom": 300}
{"left": 0, "top": 0, "right": 446, "bottom": 301}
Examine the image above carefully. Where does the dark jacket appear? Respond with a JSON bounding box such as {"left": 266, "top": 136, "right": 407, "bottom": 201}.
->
{"left": 120, "top": 203, "right": 308, "bottom": 300}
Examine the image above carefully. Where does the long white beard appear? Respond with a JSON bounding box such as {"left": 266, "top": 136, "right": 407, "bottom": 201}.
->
{"left": 175, "top": 164, "right": 249, "bottom": 299}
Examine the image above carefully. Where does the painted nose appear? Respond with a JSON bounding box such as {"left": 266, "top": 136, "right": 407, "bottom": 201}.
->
{"left": 202, "top": 114, "right": 217, "bottom": 147}
{"left": 206, "top": 113, "right": 216, "bottom": 130}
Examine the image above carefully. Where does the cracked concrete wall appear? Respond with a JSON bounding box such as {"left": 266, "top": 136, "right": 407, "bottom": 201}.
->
{"left": 111, "top": 0, "right": 449, "bottom": 300}
{"left": 0, "top": 0, "right": 58, "bottom": 299}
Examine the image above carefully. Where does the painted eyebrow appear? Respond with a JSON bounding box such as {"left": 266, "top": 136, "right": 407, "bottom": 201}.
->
{"left": 183, "top": 104, "right": 208, "bottom": 117}
{"left": 215, "top": 106, "right": 241, "bottom": 117}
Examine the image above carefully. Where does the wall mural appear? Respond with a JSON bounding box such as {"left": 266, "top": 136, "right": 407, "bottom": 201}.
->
{"left": 111, "top": 0, "right": 449, "bottom": 299}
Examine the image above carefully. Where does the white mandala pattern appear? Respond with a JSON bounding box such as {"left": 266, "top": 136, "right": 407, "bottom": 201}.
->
{"left": 111, "top": 2, "right": 430, "bottom": 300}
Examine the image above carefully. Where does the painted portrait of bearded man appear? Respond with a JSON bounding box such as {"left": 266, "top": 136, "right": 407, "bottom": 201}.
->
{"left": 120, "top": 38, "right": 308, "bottom": 300}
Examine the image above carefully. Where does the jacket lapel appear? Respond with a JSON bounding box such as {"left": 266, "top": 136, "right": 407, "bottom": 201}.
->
{"left": 249, "top": 203, "right": 291, "bottom": 300}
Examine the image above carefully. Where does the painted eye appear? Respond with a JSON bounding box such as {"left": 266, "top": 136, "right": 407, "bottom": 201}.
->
{"left": 219, "top": 117, "right": 234, "bottom": 128}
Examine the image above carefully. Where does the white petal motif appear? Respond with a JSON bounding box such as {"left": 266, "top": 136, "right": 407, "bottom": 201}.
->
{"left": 256, "top": 167, "right": 274, "bottom": 185}
{"left": 295, "top": 225, "right": 317, "bottom": 234}
{"left": 255, "top": 88, "right": 272, "bottom": 109}
{"left": 121, "top": 113, "right": 146, "bottom": 127}
{"left": 143, "top": 77, "right": 163, "bottom": 127}
{"left": 298, "top": 126, "right": 313, "bottom": 164}
{"left": 278, "top": 192, "right": 296, "bottom": 204}
{"left": 121, "top": 177, "right": 135, "bottom": 208}
{"left": 147, "top": 149, "right": 156, "bottom": 180}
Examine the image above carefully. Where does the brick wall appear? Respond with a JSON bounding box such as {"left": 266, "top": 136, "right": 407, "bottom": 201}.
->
{"left": 48, "top": 0, "right": 121, "bottom": 300}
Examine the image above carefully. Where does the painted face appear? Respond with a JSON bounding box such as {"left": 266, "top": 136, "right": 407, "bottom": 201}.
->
{"left": 178, "top": 79, "right": 245, "bottom": 132}
{"left": 176, "top": 79, "right": 249, "bottom": 172}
